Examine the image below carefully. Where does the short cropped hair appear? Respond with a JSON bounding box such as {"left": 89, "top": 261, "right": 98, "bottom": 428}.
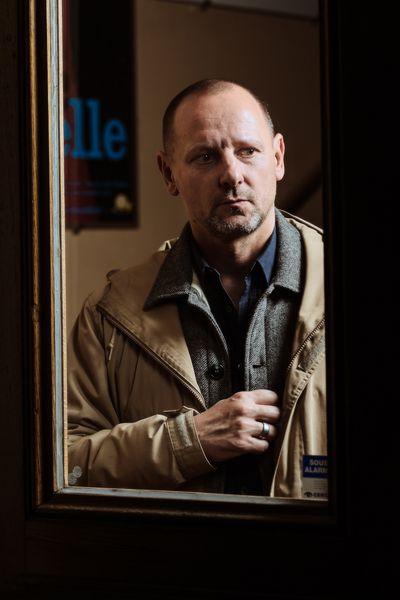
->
{"left": 162, "top": 78, "right": 275, "bottom": 153}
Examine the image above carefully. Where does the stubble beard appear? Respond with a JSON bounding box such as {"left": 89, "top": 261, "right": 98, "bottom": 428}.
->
{"left": 202, "top": 203, "right": 266, "bottom": 241}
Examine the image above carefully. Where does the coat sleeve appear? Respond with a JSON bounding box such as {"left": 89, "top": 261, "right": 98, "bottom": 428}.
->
{"left": 67, "top": 293, "right": 216, "bottom": 489}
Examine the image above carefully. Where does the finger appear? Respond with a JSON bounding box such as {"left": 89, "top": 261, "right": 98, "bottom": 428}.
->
{"left": 247, "top": 437, "right": 270, "bottom": 454}
{"left": 249, "top": 389, "right": 279, "bottom": 405}
{"left": 254, "top": 421, "right": 278, "bottom": 439}
{"left": 255, "top": 405, "right": 281, "bottom": 423}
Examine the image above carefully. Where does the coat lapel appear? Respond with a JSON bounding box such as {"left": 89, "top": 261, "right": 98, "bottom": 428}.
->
{"left": 97, "top": 229, "right": 205, "bottom": 408}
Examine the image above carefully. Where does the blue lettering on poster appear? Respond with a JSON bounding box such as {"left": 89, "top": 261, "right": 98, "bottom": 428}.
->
{"left": 64, "top": 98, "right": 127, "bottom": 161}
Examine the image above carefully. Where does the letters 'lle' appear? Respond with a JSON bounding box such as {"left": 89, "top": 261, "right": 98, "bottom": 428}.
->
{"left": 64, "top": 98, "right": 127, "bottom": 161}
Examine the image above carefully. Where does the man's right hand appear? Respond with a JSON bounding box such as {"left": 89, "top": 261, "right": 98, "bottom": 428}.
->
{"left": 193, "top": 389, "right": 280, "bottom": 463}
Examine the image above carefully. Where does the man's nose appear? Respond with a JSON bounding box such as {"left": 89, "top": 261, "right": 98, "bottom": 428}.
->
{"left": 218, "top": 154, "right": 244, "bottom": 191}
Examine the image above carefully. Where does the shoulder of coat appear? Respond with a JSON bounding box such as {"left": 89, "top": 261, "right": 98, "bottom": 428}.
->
{"left": 279, "top": 208, "right": 324, "bottom": 242}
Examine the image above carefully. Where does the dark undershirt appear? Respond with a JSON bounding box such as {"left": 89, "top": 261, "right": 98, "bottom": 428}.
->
{"left": 190, "top": 229, "right": 277, "bottom": 495}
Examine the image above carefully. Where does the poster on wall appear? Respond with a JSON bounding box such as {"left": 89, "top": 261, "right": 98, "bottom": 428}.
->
{"left": 63, "top": 0, "right": 137, "bottom": 231}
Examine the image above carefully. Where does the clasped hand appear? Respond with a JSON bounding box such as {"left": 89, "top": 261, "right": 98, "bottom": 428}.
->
{"left": 193, "top": 389, "right": 280, "bottom": 463}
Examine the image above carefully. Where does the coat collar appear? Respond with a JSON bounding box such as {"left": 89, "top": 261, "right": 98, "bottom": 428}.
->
{"left": 143, "top": 223, "right": 193, "bottom": 310}
{"left": 272, "top": 208, "right": 302, "bottom": 294}
{"left": 144, "top": 208, "right": 302, "bottom": 310}
{"left": 279, "top": 210, "right": 325, "bottom": 351}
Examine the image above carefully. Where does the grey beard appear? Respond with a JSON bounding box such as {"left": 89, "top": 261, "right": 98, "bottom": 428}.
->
{"left": 203, "top": 205, "right": 265, "bottom": 241}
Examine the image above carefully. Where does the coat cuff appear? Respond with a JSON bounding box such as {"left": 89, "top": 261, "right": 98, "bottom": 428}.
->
{"left": 166, "top": 409, "right": 216, "bottom": 480}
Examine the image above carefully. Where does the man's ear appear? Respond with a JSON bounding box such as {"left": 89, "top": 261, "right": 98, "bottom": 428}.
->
{"left": 273, "top": 134, "right": 285, "bottom": 182}
{"left": 157, "top": 151, "right": 179, "bottom": 196}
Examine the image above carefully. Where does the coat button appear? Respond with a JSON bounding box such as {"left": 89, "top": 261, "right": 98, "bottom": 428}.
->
{"left": 208, "top": 363, "right": 225, "bottom": 380}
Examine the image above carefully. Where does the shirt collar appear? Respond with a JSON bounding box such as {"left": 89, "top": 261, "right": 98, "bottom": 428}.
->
{"left": 190, "top": 226, "right": 277, "bottom": 288}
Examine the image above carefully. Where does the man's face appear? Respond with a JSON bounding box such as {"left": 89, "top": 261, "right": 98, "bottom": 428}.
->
{"left": 158, "top": 86, "right": 285, "bottom": 242}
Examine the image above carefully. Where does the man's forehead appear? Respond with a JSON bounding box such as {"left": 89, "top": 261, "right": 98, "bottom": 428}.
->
{"left": 177, "top": 115, "right": 263, "bottom": 145}
{"left": 173, "top": 89, "right": 269, "bottom": 139}
{"left": 176, "top": 87, "right": 263, "bottom": 120}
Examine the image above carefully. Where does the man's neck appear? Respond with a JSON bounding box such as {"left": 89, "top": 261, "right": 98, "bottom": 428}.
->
{"left": 191, "top": 210, "right": 276, "bottom": 279}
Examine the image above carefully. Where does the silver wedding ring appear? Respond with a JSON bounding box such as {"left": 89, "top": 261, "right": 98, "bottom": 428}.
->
{"left": 259, "top": 421, "right": 270, "bottom": 439}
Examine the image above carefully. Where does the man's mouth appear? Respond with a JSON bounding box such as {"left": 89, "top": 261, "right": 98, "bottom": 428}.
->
{"left": 218, "top": 198, "right": 250, "bottom": 206}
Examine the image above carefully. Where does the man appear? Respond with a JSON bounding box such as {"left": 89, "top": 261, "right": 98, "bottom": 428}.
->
{"left": 68, "top": 79, "right": 326, "bottom": 498}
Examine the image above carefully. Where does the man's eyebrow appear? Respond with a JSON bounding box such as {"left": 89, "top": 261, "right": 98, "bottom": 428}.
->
{"left": 188, "top": 143, "right": 217, "bottom": 152}
{"left": 185, "top": 144, "right": 217, "bottom": 159}
{"left": 235, "top": 136, "right": 264, "bottom": 147}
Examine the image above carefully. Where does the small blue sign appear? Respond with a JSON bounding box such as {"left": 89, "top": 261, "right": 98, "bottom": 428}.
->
{"left": 303, "top": 455, "right": 328, "bottom": 479}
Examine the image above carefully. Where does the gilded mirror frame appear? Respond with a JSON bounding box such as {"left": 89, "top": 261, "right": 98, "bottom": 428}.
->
{"left": 26, "top": 0, "right": 341, "bottom": 526}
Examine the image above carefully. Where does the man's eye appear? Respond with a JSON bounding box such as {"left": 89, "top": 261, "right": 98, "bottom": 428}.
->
{"left": 194, "top": 152, "right": 214, "bottom": 164}
{"left": 240, "top": 147, "right": 256, "bottom": 156}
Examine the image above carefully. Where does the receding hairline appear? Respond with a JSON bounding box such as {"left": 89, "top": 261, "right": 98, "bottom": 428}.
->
{"left": 162, "top": 79, "right": 275, "bottom": 153}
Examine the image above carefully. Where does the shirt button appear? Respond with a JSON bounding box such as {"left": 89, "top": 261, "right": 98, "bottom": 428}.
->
{"left": 208, "top": 363, "right": 225, "bottom": 380}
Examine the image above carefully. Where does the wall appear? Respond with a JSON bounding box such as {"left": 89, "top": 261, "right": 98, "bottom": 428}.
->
{"left": 65, "top": 0, "right": 321, "bottom": 331}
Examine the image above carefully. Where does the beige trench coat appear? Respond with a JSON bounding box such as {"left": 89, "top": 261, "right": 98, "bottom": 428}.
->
{"left": 68, "top": 213, "right": 326, "bottom": 498}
